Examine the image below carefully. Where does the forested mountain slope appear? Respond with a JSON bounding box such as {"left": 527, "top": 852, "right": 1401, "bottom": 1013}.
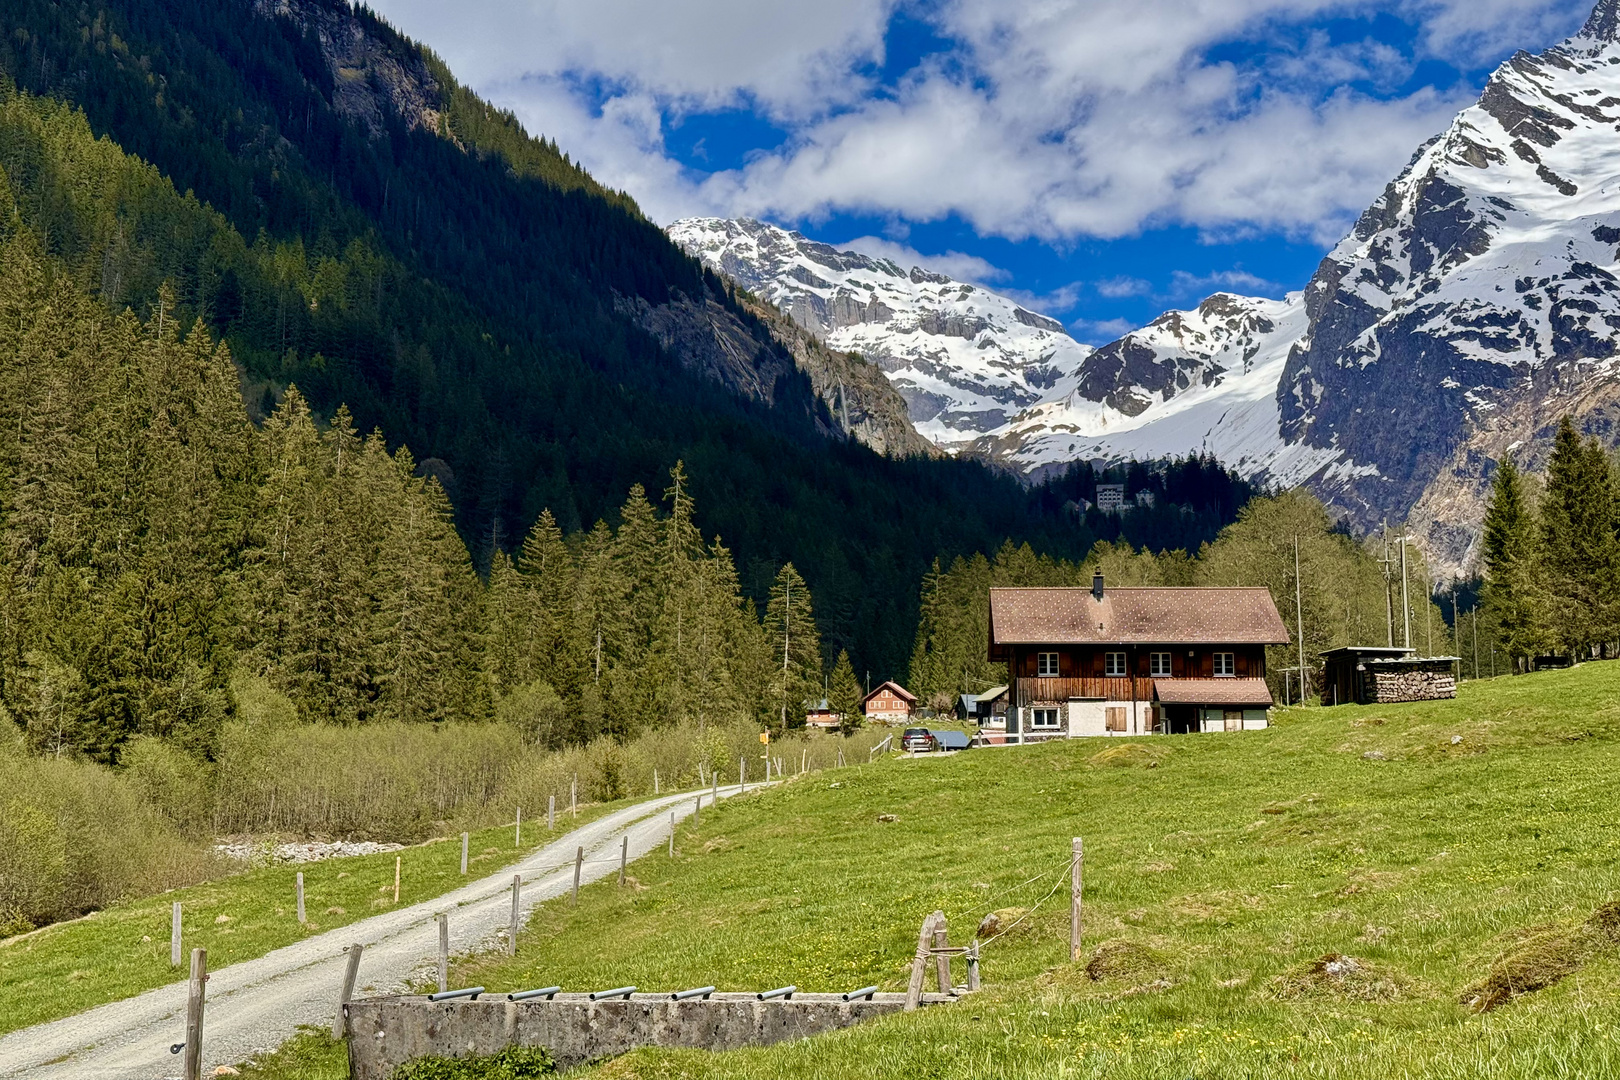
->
{"left": 0, "top": 0, "right": 1074, "bottom": 672}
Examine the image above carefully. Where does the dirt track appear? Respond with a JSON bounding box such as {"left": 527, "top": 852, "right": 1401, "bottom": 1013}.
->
{"left": 0, "top": 786, "right": 745, "bottom": 1079}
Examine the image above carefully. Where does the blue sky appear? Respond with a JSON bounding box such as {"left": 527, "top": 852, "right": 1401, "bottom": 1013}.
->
{"left": 373, "top": 0, "right": 1596, "bottom": 342}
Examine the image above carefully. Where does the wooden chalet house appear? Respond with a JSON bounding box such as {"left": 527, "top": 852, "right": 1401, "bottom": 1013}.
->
{"left": 988, "top": 575, "right": 1291, "bottom": 738}
{"left": 861, "top": 681, "right": 917, "bottom": 724}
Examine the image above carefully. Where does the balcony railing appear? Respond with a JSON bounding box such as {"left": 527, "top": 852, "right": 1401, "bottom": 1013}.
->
{"left": 1015, "top": 677, "right": 1144, "bottom": 707}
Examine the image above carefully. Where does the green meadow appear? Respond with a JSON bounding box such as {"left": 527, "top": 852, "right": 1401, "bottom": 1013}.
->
{"left": 247, "top": 664, "right": 1620, "bottom": 1075}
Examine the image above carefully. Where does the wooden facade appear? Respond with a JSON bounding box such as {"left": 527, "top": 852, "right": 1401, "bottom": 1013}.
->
{"left": 861, "top": 681, "right": 917, "bottom": 724}
{"left": 987, "top": 581, "right": 1290, "bottom": 738}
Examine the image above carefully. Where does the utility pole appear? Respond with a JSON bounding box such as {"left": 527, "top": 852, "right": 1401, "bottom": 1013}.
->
{"left": 1294, "top": 534, "right": 1308, "bottom": 703}
{"left": 1399, "top": 534, "right": 1411, "bottom": 651}
{"left": 1474, "top": 606, "right": 1480, "bottom": 679}
{"left": 781, "top": 578, "right": 791, "bottom": 730}
{"left": 1379, "top": 522, "right": 1395, "bottom": 647}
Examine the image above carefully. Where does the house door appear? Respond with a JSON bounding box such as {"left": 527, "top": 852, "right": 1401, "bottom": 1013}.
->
{"left": 1165, "top": 705, "right": 1198, "bottom": 735}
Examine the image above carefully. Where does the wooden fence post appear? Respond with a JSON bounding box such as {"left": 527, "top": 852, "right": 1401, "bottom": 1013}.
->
{"left": 548, "top": 795, "right": 555, "bottom": 831}
{"left": 509, "top": 874, "right": 521, "bottom": 956}
{"left": 182, "top": 947, "right": 207, "bottom": 1080}
{"left": 654, "top": 769, "right": 660, "bottom": 795}
{"left": 967, "top": 940, "right": 981, "bottom": 991}
{"left": 572, "top": 846, "right": 583, "bottom": 906}
{"left": 712, "top": 773, "right": 718, "bottom": 803}
{"left": 905, "top": 912, "right": 937, "bottom": 1012}
{"left": 436, "top": 913, "right": 449, "bottom": 993}
{"left": 740, "top": 756, "right": 746, "bottom": 792}
{"left": 1070, "top": 837, "right": 1083, "bottom": 963}
{"left": 837, "top": 745, "right": 844, "bottom": 768}
{"left": 932, "top": 913, "right": 951, "bottom": 993}
{"left": 460, "top": 832, "right": 468, "bottom": 875}
{"left": 694, "top": 795, "right": 701, "bottom": 827}
{"left": 571, "top": 774, "right": 577, "bottom": 817}
{"left": 515, "top": 807, "right": 521, "bottom": 848}
{"left": 171, "top": 901, "right": 182, "bottom": 967}
{"left": 669, "top": 811, "right": 675, "bottom": 857}
{"left": 619, "top": 836, "right": 628, "bottom": 885}
{"left": 296, "top": 872, "right": 306, "bottom": 925}
{"left": 333, "top": 943, "right": 363, "bottom": 1039}
{"left": 393, "top": 856, "right": 401, "bottom": 905}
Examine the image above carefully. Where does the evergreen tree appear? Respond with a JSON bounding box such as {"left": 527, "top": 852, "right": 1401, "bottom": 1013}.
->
{"left": 763, "top": 563, "right": 822, "bottom": 731}
{"left": 1481, "top": 454, "right": 1543, "bottom": 667}
{"left": 1538, "top": 417, "right": 1620, "bottom": 655}
{"left": 828, "top": 649, "right": 862, "bottom": 734}
{"left": 517, "top": 508, "right": 574, "bottom": 690}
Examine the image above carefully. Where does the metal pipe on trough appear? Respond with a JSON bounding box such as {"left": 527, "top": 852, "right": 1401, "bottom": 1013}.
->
{"left": 842, "top": 985, "right": 879, "bottom": 1001}
{"left": 508, "top": 986, "right": 561, "bottom": 1001}
{"left": 670, "top": 986, "right": 716, "bottom": 1000}
{"left": 427, "top": 986, "right": 485, "bottom": 1002}
{"left": 589, "top": 986, "right": 637, "bottom": 1001}
{"left": 756, "top": 985, "right": 796, "bottom": 1000}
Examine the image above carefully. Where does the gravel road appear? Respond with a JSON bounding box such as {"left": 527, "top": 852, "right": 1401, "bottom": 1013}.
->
{"left": 0, "top": 786, "right": 746, "bottom": 1079}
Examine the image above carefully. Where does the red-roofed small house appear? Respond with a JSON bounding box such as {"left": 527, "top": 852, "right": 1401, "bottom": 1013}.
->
{"left": 861, "top": 681, "right": 917, "bottom": 724}
{"left": 988, "top": 574, "right": 1291, "bottom": 739}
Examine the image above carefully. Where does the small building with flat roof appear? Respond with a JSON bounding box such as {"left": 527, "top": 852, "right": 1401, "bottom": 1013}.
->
{"left": 1321, "top": 647, "right": 1458, "bottom": 705}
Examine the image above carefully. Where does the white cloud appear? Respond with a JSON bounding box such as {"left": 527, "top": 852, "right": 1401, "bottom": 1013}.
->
{"left": 371, "top": 0, "right": 898, "bottom": 116}
{"left": 836, "top": 235, "right": 1013, "bottom": 284}
{"left": 1000, "top": 282, "right": 1086, "bottom": 314}
{"left": 1169, "top": 269, "right": 1283, "bottom": 297}
{"left": 1071, "top": 317, "right": 1138, "bottom": 343}
{"left": 1095, "top": 276, "right": 1154, "bottom": 299}
{"left": 366, "top": 0, "right": 1591, "bottom": 243}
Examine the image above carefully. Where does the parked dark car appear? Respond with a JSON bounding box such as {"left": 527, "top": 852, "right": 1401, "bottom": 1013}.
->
{"left": 901, "top": 727, "right": 937, "bottom": 752}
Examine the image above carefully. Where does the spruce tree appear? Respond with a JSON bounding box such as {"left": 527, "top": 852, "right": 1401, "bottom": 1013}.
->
{"left": 1481, "top": 454, "right": 1543, "bottom": 667}
{"left": 1539, "top": 417, "right": 1619, "bottom": 655}
{"left": 763, "top": 563, "right": 822, "bottom": 731}
{"left": 828, "top": 649, "right": 862, "bottom": 734}
{"left": 517, "top": 508, "right": 574, "bottom": 690}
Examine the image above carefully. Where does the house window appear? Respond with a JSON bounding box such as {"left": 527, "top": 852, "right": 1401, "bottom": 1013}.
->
{"left": 1223, "top": 710, "right": 1242, "bottom": 732}
{"left": 1149, "top": 652, "right": 1172, "bottom": 677}
{"left": 1104, "top": 652, "right": 1126, "bottom": 677}
{"left": 1032, "top": 707, "right": 1060, "bottom": 728}
{"left": 1037, "top": 652, "right": 1060, "bottom": 677}
{"left": 1214, "top": 652, "right": 1235, "bottom": 677}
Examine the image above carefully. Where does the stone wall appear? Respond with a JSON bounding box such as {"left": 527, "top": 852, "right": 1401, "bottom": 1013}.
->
{"left": 345, "top": 992, "right": 955, "bottom": 1078}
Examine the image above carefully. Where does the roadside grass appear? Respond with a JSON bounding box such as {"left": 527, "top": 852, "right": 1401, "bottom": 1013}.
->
{"left": 393, "top": 663, "right": 1619, "bottom": 1077}
{"left": 0, "top": 803, "right": 625, "bottom": 1035}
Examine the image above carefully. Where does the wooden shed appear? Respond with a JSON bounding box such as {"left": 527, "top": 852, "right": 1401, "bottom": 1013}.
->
{"left": 1321, "top": 646, "right": 1459, "bottom": 705}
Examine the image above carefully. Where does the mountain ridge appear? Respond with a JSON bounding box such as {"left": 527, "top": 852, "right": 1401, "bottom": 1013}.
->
{"left": 680, "top": 0, "right": 1620, "bottom": 580}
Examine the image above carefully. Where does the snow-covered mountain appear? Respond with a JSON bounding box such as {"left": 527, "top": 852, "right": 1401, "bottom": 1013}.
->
{"left": 972, "top": 292, "right": 1343, "bottom": 487}
{"left": 671, "top": 0, "right": 1620, "bottom": 577}
{"left": 667, "top": 218, "right": 1094, "bottom": 449}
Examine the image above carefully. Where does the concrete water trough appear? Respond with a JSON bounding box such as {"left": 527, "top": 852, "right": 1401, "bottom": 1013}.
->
{"left": 344, "top": 990, "right": 958, "bottom": 1077}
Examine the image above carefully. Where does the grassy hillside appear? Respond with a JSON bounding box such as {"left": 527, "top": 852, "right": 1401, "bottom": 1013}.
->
{"left": 247, "top": 664, "right": 1620, "bottom": 1077}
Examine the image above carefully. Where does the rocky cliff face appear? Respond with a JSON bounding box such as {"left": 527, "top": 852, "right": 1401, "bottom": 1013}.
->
{"left": 256, "top": 0, "right": 929, "bottom": 459}
{"left": 668, "top": 218, "right": 1093, "bottom": 450}
{"left": 1272, "top": 0, "right": 1620, "bottom": 570}
{"left": 254, "top": 0, "right": 445, "bottom": 137}
{"left": 985, "top": 0, "right": 1620, "bottom": 577}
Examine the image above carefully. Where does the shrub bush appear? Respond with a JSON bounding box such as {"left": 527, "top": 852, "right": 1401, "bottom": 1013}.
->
{"left": 0, "top": 755, "right": 220, "bottom": 933}
{"left": 390, "top": 1046, "right": 554, "bottom": 1079}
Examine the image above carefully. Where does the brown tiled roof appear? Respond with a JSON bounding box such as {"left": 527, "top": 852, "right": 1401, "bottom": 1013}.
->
{"left": 1153, "top": 677, "right": 1274, "bottom": 706}
{"left": 989, "top": 587, "right": 1290, "bottom": 646}
{"left": 860, "top": 680, "right": 917, "bottom": 706}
